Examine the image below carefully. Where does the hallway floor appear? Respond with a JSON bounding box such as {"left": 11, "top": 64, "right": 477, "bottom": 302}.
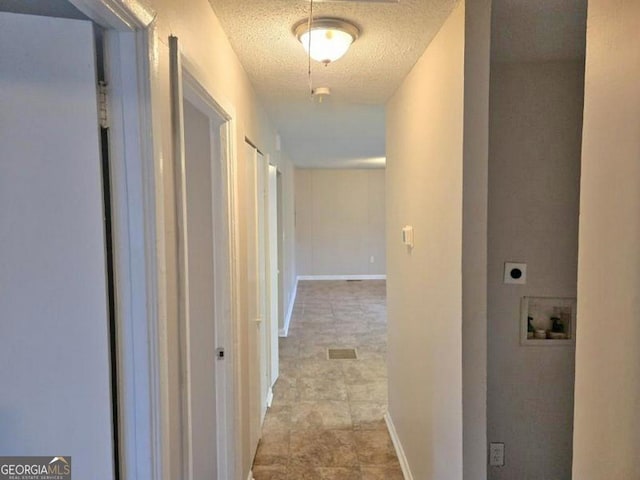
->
{"left": 252, "top": 280, "right": 403, "bottom": 480}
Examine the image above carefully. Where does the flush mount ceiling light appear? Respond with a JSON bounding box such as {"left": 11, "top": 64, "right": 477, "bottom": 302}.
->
{"left": 294, "top": 18, "right": 360, "bottom": 65}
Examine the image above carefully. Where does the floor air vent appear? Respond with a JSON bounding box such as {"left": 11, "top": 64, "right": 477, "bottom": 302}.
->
{"left": 328, "top": 348, "right": 357, "bottom": 360}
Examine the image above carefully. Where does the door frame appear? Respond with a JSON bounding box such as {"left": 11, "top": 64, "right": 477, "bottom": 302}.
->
{"left": 245, "top": 141, "right": 273, "bottom": 454}
{"left": 169, "top": 36, "right": 239, "bottom": 480}
{"left": 276, "top": 170, "right": 285, "bottom": 341}
{"left": 248, "top": 148, "right": 280, "bottom": 416}
{"left": 67, "top": 1, "right": 163, "bottom": 479}
{"left": 267, "top": 163, "right": 280, "bottom": 396}
{"left": 250, "top": 145, "right": 269, "bottom": 426}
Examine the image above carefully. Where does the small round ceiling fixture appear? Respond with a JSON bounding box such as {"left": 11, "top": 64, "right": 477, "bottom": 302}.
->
{"left": 311, "top": 86, "right": 331, "bottom": 103}
{"left": 294, "top": 18, "right": 360, "bottom": 65}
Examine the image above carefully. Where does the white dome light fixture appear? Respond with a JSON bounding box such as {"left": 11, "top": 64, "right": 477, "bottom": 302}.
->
{"left": 294, "top": 18, "right": 360, "bottom": 65}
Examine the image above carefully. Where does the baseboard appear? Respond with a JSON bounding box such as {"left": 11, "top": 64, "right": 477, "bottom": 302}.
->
{"left": 385, "top": 412, "right": 413, "bottom": 480}
{"left": 266, "top": 386, "right": 274, "bottom": 408}
{"left": 297, "top": 274, "right": 387, "bottom": 281}
{"left": 279, "top": 278, "right": 298, "bottom": 337}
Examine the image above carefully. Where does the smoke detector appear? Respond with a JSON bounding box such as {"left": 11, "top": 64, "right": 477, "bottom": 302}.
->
{"left": 311, "top": 86, "right": 331, "bottom": 103}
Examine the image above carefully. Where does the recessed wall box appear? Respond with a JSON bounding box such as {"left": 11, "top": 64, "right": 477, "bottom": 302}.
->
{"left": 504, "top": 262, "right": 527, "bottom": 284}
{"left": 401, "top": 226, "right": 414, "bottom": 248}
{"left": 489, "top": 442, "right": 505, "bottom": 467}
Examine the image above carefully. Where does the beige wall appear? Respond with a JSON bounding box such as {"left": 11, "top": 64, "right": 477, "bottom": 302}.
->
{"left": 385, "top": 2, "right": 465, "bottom": 478}
{"left": 487, "top": 61, "right": 584, "bottom": 480}
{"left": 295, "top": 168, "right": 386, "bottom": 277}
{"left": 140, "top": 0, "right": 296, "bottom": 477}
{"left": 573, "top": 1, "right": 640, "bottom": 477}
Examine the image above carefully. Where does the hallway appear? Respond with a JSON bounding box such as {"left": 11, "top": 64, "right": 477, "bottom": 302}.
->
{"left": 252, "top": 280, "right": 403, "bottom": 480}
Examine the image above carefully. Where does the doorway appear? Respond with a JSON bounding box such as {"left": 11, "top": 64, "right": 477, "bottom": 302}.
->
{"left": 486, "top": 3, "right": 586, "bottom": 478}
{"left": 268, "top": 164, "right": 280, "bottom": 391}
{"left": 246, "top": 142, "right": 283, "bottom": 456}
{"left": 245, "top": 143, "right": 269, "bottom": 453}
{"left": 0, "top": 11, "right": 117, "bottom": 479}
{"left": 170, "top": 39, "right": 237, "bottom": 480}
{"left": 276, "top": 171, "right": 286, "bottom": 336}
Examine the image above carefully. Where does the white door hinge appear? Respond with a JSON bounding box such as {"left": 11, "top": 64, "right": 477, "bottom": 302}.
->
{"left": 98, "top": 81, "right": 109, "bottom": 129}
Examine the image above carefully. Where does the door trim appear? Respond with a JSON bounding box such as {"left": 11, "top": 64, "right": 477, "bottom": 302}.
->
{"left": 170, "top": 35, "right": 239, "bottom": 480}
{"left": 68, "top": 1, "right": 163, "bottom": 479}
{"left": 267, "top": 164, "right": 280, "bottom": 392}
{"left": 69, "top": 0, "right": 154, "bottom": 31}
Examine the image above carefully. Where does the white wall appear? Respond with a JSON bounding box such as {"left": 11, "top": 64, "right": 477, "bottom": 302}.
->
{"left": 385, "top": 3, "right": 465, "bottom": 478}
{"left": 572, "top": 1, "right": 640, "bottom": 477}
{"left": 487, "top": 61, "right": 584, "bottom": 480}
{"left": 295, "top": 168, "right": 385, "bottom": 277}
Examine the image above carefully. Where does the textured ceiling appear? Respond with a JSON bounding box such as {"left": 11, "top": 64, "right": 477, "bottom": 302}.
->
{"left": 3, "top": 0, "right": 585, "bottom": 168}
{"left": 210, "top": 0, "right": 458, "bottom": 168}
{"left": 210, "top": 0, "right": 586, "bottom": 167}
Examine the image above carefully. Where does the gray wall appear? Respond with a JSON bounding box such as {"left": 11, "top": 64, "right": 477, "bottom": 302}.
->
{"left": 487, "top": 61, "right": 584, "bottom": 479}
{"left": 462, "top": 0, "right": 491, "bottom": 477}
{"left": 295, "top": 168, "right": 385, "bottom": 277}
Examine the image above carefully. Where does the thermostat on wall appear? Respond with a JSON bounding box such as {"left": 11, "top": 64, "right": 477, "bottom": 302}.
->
{"left": 504, "top": 262, "right": 527, "bottom": 284}
{"left": 402, "top": 226, "right": 414, "bottom": 248}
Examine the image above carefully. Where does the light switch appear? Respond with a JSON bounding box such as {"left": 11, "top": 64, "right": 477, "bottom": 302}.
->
{"left": 401, "top": 226, "right": 414, "bottom": 248}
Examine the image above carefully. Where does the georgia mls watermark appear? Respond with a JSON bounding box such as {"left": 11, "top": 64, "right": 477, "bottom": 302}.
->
{"left": 0, "top": 457, "right": 71, "bottom": 480}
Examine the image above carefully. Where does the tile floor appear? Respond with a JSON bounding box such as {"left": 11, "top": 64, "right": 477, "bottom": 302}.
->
{"left": 252, "top": 280, "right": 403, "bottom": 480}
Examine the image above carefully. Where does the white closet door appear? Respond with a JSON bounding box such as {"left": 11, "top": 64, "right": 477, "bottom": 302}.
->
{"left": 255, "top": 152, "right": 269, "bottom": 423}
{"left": 0, "top": 12, "right": 115, "bottom": 479}
{"left": 268, "top": 165, "right": 279, "bottom": 386}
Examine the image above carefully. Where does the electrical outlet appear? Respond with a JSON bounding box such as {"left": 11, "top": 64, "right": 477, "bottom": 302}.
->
{"left": 489, "top": 442, "right": 505, "bottom": 467}
{"left": 369, "top": 255, "right": 375, "bottom": 264}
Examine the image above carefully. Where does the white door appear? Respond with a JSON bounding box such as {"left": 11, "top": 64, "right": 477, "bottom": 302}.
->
{"left": 182, "top": 99, "right": 219, "bottom": 479}
{"left": 277, "top": 172, "right": 286, "bottom": 335}
{"left": 170, "top": 37, "right": 236, "bottom": 480}
{"left": 245, "top": 142, "right": 268, "bottom": 453}
{"left": 268, "top": 165, "right": 280, "bottom": 386}
{"left": 255, "top": 152, "right": 269, "bottom": 422}
{"left": 0, "top": 12, "right": 115, "bottom": 479}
